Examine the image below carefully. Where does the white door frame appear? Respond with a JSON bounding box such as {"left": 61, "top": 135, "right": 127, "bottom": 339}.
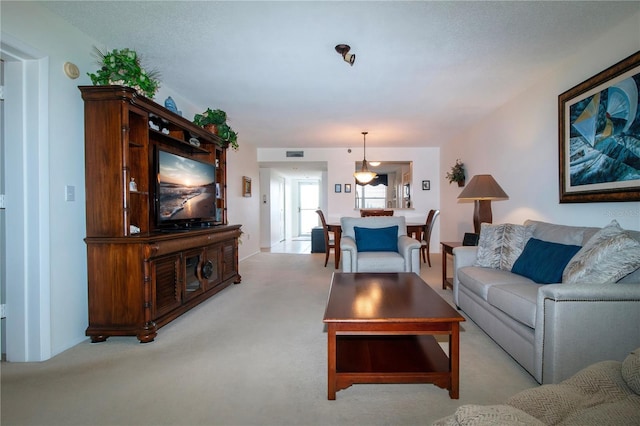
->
{"left": 1, "top": 33, "right": 51, "bottom": 362}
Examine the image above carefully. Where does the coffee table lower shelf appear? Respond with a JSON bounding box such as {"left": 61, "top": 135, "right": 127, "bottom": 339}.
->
{"left": 332, "top": 334, "right": 452, "bottom": 397}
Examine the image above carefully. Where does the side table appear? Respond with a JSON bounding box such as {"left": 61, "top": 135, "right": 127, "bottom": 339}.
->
{"left": 440, "top": 242, "right": 462, "bottom": 290}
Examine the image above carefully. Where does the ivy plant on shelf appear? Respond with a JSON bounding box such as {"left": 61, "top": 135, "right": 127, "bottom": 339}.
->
{"left": 87, "top": 47, "right": 161, "bottom": 98}
{"left": 193, "top": 108, "right": 239, "bottom": 150}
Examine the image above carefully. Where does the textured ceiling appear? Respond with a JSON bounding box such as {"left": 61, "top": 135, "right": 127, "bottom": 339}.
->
{"left": 41, "top": 1, "right": 639, "bottom": 149}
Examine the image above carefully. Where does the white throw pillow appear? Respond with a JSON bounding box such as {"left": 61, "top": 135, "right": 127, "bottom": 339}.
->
{"left": 563, "top": 220, "right": 640, "bottom": 284}
{"left": 475, "top": 223, "right": 534, "bottom": 271}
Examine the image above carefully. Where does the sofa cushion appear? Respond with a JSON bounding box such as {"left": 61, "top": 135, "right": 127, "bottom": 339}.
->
{"left": 354, "top": 225, "right": 398, "bottom": 252}
{"left": 356, "top": 251, "right": 405, "bottom": 272}
{"left": 474, "top": 223, "right": 534, "bottom": 271}
{"left": 563, "top": 220, "right": 640, "bottom": 284}
{"left": 524, "top": 219, "right": 590, "bottom": 246}
{"left": 458, "top": 266, "right": 536, "bottom": 301}
{"left": 486, "top": 283, "right": 540, "bottom": 328}
{"left": 511, "top": 238, "right": 581, "bottom": 284}
{"left": 622, "top": 347, "right": 640, "bottom": 394}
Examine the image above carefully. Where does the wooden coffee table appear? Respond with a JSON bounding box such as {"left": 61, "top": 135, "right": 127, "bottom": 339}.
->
{"left": 323, "top": 272, "right": 465, "bottom": 400}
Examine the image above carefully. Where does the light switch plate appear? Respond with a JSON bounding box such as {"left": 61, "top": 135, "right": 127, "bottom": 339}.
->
{"left": 65, "top": 185, "right": 75, "bottom": 202}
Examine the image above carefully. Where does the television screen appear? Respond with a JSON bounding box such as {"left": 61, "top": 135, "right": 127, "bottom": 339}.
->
{"left": 156, "top": 149, "right": 216, "bottom": 228}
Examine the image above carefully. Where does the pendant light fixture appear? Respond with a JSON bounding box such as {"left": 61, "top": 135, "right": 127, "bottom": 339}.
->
{"left": 354, "top": 131, "right": 377, "bottom": 184}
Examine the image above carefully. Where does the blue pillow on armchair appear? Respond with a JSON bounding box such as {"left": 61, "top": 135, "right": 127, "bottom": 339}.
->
{"left": 354, "top": 226, "right": 399, "bottom": 252}
{"left": 511, "top": 238, "right": 581, "bottom": 284}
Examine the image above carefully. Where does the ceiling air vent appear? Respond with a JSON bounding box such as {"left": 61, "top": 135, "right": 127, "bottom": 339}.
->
{"left": 286, "top": 151, "right": 304, "bottom": 158}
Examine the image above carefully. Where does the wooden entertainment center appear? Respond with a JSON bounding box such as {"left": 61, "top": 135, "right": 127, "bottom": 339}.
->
{"left": 80, "top": 86, "right": 241, "bottom": 343}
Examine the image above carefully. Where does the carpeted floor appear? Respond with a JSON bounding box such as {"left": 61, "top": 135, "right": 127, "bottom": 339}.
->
{"left": 1, "top": 252, "right": 537, "bottom": 426}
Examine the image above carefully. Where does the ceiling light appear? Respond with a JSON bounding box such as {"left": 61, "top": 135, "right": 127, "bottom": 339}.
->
{"left": 354, "top": 131, "right": 377, "bottom": 184}
{"left": 368, "top": 161, "right": 381, "bottom": 167}
{"left": 335, "top": 44, "right": 355, "bottom": 66}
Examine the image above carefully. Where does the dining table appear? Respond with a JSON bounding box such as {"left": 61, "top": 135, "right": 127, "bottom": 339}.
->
{"left": 326, "top": 221, "right": 425, "bottom": 269}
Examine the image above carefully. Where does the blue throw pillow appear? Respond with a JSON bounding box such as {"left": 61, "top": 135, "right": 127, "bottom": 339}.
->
{"left": 511, "top": 238, "right": 581, "bottom": 284}
{"left": 354, "top": 226, "right": 399, "bottom": 252}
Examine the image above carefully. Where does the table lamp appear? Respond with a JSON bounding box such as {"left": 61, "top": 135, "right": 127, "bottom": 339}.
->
{"left": 457, "top": 174, "right": 509, "bottom": 234}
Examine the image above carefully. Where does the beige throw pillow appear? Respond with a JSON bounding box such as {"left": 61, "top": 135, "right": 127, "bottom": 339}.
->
{"left": 475, "top": 223, "right": 534, "bottom": 271}
{"left": 563, "top": 220, "right": 640, "bottom": 284}
{"left": 622, "top": 348, "right": 640, "bottom": 394}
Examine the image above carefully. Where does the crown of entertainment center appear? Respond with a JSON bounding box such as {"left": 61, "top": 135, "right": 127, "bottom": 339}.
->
{"left": 80, "top": 86, "right": 241, "bottom": 343}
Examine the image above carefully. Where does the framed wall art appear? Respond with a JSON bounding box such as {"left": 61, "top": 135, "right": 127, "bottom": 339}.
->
{"left": 422, "top": 180, "right": 431, "bottom": 190}
{"left": 344, "top": 184, "right": 351, "bottom": 193}
{"left": 335, "top": 184, "right": 342, "bottom": 193}
{"left": 242, "top": 176, "right": 252, "bottom": 197}
{"left": 559, "top": 50, "right": 640, "bottom": 203}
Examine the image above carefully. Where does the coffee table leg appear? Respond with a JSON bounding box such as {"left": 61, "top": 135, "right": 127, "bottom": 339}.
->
{"left": 327, "top": 324, "right": 337, "bottom": 400}
{"left": 450, "top": 323, "right": 460, "bottom": 399}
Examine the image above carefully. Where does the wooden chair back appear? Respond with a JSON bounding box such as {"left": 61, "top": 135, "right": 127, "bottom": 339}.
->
{"left": 315, "top": 210, "right": 336, "bottom": 268}
{"left": 421, "top": 209, "right": 440, "bottom": 266}
{"left": 360, "top": 209, "right": 394, "bottom": 217}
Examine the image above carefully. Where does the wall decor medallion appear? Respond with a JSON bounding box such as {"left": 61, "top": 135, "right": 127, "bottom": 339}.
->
{"left": 559, "top": 50, "right": 640, "bottom": 203}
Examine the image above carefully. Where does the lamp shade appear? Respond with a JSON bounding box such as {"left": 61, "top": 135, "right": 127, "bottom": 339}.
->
{"left": 458, "top": 174, "right": 509, "bottom": 200}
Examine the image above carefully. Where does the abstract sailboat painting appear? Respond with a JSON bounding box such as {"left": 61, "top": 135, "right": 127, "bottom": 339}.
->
{"left": 559, "top": 51, "right": 640, "bottom": 202}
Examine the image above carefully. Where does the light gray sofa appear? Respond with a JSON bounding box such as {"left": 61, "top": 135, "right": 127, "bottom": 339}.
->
{"left": 340, "top": 216, "right": 421, "bottom": 273}
{"left": 453, "top": 219, "right": 640, "bottom": 384}
{"left": 433, "top": 347, "right": 640, "bottom": 426}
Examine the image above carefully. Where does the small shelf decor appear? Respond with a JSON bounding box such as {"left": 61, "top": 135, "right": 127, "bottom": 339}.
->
{"left": 193, "top": 108, "right": 239, "bottom": 150}
{"left": 87, "top": 47, "right": 160, "bottom": 98}
{"left": 446, "top": 159, "right": 466, "bottom": 186}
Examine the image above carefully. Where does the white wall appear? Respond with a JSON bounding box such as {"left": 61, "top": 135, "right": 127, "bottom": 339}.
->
{"left": 440, "top": 11, "right": 640, "bottom": 241}
{"left": 2, "top": 2, "right": 99, "bottom": 360}
{"left": 227, "top": 146, "right": 261, "bottom": 261}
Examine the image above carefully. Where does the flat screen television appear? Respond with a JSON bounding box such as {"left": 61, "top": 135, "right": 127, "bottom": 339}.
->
{"left": 155, "top": 149, "right": 217, "bottom": 229}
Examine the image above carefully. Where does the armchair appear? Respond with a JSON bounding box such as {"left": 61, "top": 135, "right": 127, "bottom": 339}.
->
{"left": 340, "top": 216, "right": 421, "bottom": 273}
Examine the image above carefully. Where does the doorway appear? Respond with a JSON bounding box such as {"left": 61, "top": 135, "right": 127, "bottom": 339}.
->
{"left": 1, "top": 37, "right": 51, "bottom": 361}
{"left": 297, "top": 180, "right": 319, "bottom": 237}
{"left": 258, "top": 162, "right": 326, "bottom": 253}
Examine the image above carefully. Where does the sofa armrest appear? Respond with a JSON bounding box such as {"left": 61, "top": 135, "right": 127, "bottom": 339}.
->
{"left": 534, "top": 282, "right": 640, "bottom": 384}
{"left": 398, "top": 235, "right": 421, "bottom": 274}
{"left": 452, "top": 246, "right": 478, "bottom": 307}
{"left": 340, "top": 236, "right": 357, "bottom": 272}
{"left": 453, "top": 246, "right": 477, "bottom": 268}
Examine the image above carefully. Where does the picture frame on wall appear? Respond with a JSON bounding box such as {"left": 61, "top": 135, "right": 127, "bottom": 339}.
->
{"left": 242, "top": 176, "right": 252, "bottom": 197}
{"left": 558, "top": 51, "right": 640, "bottom": 203}
{"left": 422, "top": 180, "right": 430, "bottom": 190}
{"left": 344, "top": 184, "right": 351, "bottom": 193}
{"left": 335, "top": 184, "right": 342, "bottom": 193}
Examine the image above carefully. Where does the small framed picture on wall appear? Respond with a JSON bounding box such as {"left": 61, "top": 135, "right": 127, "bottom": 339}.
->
{"left": 344, "top": 184, "right": 351, "bottom": 193}
{"left": 422, "top": 180, "right": 430, "bottom": 190}
{"left": 335, "top": 184, "right": 342, "bottom": 193}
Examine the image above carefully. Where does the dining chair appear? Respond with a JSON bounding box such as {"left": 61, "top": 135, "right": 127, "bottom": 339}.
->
{"left": 421, "top": 209, "right": 440, "bottom": 267}
{"left": 315, "top": 210, "right": 336, "bottom": 268}
{"left": 360, "top": 209, "right": 394, "bottom": 217}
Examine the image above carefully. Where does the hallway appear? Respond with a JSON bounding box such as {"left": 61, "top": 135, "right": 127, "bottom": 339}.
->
{"left": 261, "top": 237, "right": 312, "bottom": 254}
